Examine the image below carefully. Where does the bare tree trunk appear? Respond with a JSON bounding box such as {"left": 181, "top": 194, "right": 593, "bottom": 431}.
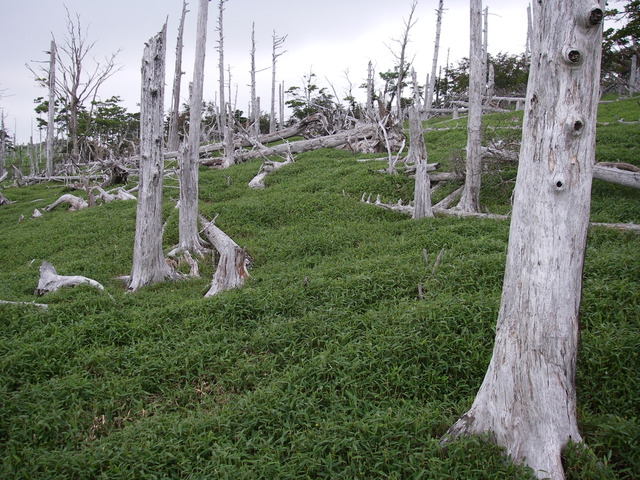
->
{"left": 394, "top": 1, "right": 418, "bottom": 120}
{"left": 279, "top": 81, "right": 285, "bottom": 129}
{"left": 409, "top": 70, "right": 433, "bottom": 219}
{"left": 128, "top": 24, "right": 174, "bottom": 292}
{"left": 456, "top": 0, "right": 483, "bottom": 213}
{"left": 525, "top": 4, "right": 533, "bottom": 65}
{"left": 0, "top": 114, "right": 6, "bottom": 178}
{"left": 366, "top": 61, "right": 375, "bottom": 118}
{"left": 443, "top": 3, "right": 605, "bottom": 479}
{"left": 249, "top": 22, "right": 260, "bottom": 138}
{"left": 36, "top": 261, "right": 105, "bottom": 296}
{"left": 168, "top": 0, "right": 189, "bottom": 152}
{"left": 270, "top": 31, "right": 287, "bottom": 133}
{"left": 482, "top": 6, "right": 489, "bottom": 92}
{"left": 630, "top": 55, "right": 638, "bottom": 94}
{"left": 46, "top": 39, "right": 56, "bottom": 177}
{"left": 426, "top": 0, "right": 445, "bottom": 111}
{"left": 221, "top": 104, "right": 235, "bottom": 168}
{"left": 176, "top": 0, "right": 210, "bottom": 255}
{"left": 217, "top": 0, "right": 227, "bottom": 133}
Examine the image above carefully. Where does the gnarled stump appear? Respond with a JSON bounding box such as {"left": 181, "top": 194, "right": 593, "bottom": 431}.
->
{"left": 44, "top": 194, "right": 88, "bottom": 212}
{"left": 35, "top": 262, "right": 105, "bottom": 296}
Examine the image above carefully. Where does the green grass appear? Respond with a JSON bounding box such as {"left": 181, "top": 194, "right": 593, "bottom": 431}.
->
{"left": 0, "top": 99, "right": 639, "bottom": 479}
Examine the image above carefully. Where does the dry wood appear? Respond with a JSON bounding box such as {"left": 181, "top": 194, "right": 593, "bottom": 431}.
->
{"left": 443, "top": 2, "right": 606, "bottom": 478}
{"left": 426, "top": 0, "right": 445, "bottom": 111}
{"left": 35, "top": 261, "right": 105, "bottom": 296}
{"left": 590, "top": 222, "right": 640, "bottom": 232}
{"left": 0, "top": 192, "right": 14, "bottom": 205}
{"left": 0, "top": 299, "right": 49, "bottom": 310}
{"left": 44, "top": 194, "right": 89, "bottom": 212}
{"left": 456, "top": 0, "right": 483, "bottom": 212}
{"left": 128, "top": 24, "right": 175, "bottom": 292}
{"left": 408, "top": 70, "right": 433, "bottom": 219}
{"left": 167, "top": 0, "right": 189, "bottom": 152}
{"left": 201, "top": 215, "right": 251, "bottom": 297}
{"left": 46, "top": 39, "right": 57, "bottom": 177}
{"left": 248, "top": 154, "right": 294, "bottom": 189}
{"left": 32, "top": 209, "right": 43, "bottom": 218}
{"left": 593, "top": 163, "right": 640, "bottom": 189}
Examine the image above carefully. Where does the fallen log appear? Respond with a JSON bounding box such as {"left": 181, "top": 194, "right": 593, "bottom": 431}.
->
{"left": 0, "top": 192, "right": 14, "bottom": 205}
{"left": 206, "top": 123, "right": 378, "bottom": 165}
{"left": 201, "top": 215, "right": 251, "bottom": 297}
{"left": 0, "top": 299, "right": 49, "bottom": 310}
{"left": 248, "top": 154, "right": 294, "bottom": 189}
{"left": 593, "top": 163, "right": 640, "bottom": 189}
{"left": 590, "top": 222, "right": 640, "bottom": 232}
{"left": 35, "top": 262, "right": 105, "bottom": 296}
{"left": 44, "top": 194, "right": 89, "bottom": 212}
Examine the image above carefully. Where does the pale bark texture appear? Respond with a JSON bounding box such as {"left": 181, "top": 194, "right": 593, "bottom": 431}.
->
{"left": 249, "top": 22, "right": 260, "bottom": 138}
{"left": 45, "top": 193, "right": 89, "bottom": 212}
{"left": 128, "top": 24, "right": 173, "bottom": 292}
{"left": 456, "top": 0, "right": 483, "bottom": 212}
{"left": 393, "top": 1, "right": 418, "bottom": 120}
{"left": 0, "top": 115, "right": 6, "bottom": 178}
{"left": 270, "top": 31, "right": 287, "bottom": 133}
{"left": 426, "top": 0, "right": 445, "bottom": 111}
{"left": 36, "top": 262, "right": 104, "bottom": 296}
{"left": 201, "top": 216, "right": 251, "bottom": 297}
{"left": 409, "top": 69, "right": 433, "bottom": 219}
{"left": 248, "top": 154, "right": 293, "bottom": 189}
{"left": 168, "top": 0, "right": 189, "bottom": 152}
{"left": 216, "top": 0, "right": 227, "bottom": 133}
{"left": 46, "top": 39, "right": 57, "bottom": 177}
{"left": 177, "top": 0, "right": 210, "bottom": 255}
{"left": 444, "top": 2, "right": 605, "bottom": 479}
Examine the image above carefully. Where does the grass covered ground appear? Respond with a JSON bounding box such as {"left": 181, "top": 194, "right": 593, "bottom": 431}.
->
{"left": 0, "top": 98, "right": 639, "bottom": 479}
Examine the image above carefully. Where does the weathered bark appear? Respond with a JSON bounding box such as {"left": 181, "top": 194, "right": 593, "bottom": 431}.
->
{"left": 249, "top": 22, "right": 260, "bottom": 138}
{"left": 426, "top": 0, "right": 445, "bottom": 111}
{"left": 128, "top": 24, "right": 174, "bottom": 292}
{"left": 230, "top": 124, "right": 378, "bottom": 163}
{"left": 0, "top": 192, "right": 14, "bottom": 205}
{"left": 443, "top": 3, "right": 605, "bottom": 480}
{"left": 593, "top": 162, "right": 640, "bottom": 189}
{"left": 392, "top": 1, "right": 418, "bottom": 119}
{"left": 36, "top": 261, "right": 104, "bottom": 296}
{"left": 366, "top": 61, "right": 375, "bottom": 118}
{"left": 456, "top": 0, "right": 483, "bottom": 212}
{"left": 177, "top": 0, "right": 210, "bottom": 255}
{"left": 0, "top": 300, "right": 48, "bottom": 310}
{"left": 46, "top": 39, "right": 56, "bottom": 177}
{"left": 408, "top": 70, "right": 433, "bottom": 219}
{"left": 201, "top": 215, "right": 251, "bottom": 297}
{"left": 0, "top": 115, "right": 6, "bottom": 179}
{"left": 216, "top": 0, "right": 227, "bottom": 134}
{"left": 44, "top": 193, "right": 89, "bottom": 212}
{"left": 270, "top": 31, "right": 287, "bottom": 133}
{"left": 168, "top": 0, "right": 189, "bottom": 152}
{"left": 248, "top": 154, "right": 294, "bottom": 189}
{"left": 590, "top": 221, "right": 640, "bottom": 232}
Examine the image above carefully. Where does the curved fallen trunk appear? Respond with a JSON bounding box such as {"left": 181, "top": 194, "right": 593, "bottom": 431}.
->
{"left": 44, "top": 194, "right": 89, "bottom": 212}
{"left": 35, "top": 262, "right": 105, "bottom": 296}
{"left": 248, "top": 155, "right": 294, "bottom": 189}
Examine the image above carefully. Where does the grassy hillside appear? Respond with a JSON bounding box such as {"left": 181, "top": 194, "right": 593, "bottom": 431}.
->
{"left": 0, "top": 98, "right": 639, "bottom": 479}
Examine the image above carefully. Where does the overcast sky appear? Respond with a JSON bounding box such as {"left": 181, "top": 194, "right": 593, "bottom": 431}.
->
{"left": 0, "top": 0, "right": 529, "bottom": 143}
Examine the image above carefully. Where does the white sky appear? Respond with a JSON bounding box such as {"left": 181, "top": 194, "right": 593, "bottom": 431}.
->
{"left": 0, "top": 0, "right": 529, "bottom": 143}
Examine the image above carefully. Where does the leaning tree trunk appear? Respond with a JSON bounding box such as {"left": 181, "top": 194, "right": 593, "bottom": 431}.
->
{"left": 167, "top": 0, "right": 188, "bottom": 152}
{"left": 456, "top": 0, "right": 483, "bottom": 212}
{"left": 443, "top": 2, "right": 605, "bottom": 480}
{"left": 426, "top": 0, "right": 445, "bottom": 111}
{"left": 128, "top": 24, "right": 174, "bottom": 292}
{"left": 46, "top": 39, "right": 57, "bottom": 177}
{"left": 176, "top": 0, "right": 210, "bottom": 255}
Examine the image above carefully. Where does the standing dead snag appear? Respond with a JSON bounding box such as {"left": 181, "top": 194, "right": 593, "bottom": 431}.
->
{"left": 456, "top": 0, "right": 483, "bottom": 213}
{"left": 408, "top": 69, "right": 433, "bottom": 219}
{"left": 167, "top": 0, "right": 189, "bottom": 153}
{"left": 36, "top": 262, "right": 105, "bottom": 296}
{"left": 128, "top": 24, "right": 175, "bottom": 292}
{"left": 442, "top": 2, "right": 605, "bottom": 480}
{"left": 201, "top": 215, "right": 251, "bottom": 297}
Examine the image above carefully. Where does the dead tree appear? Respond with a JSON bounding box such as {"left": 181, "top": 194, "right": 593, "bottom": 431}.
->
{"left": 270, "top": 31, "right": 287, "bottom": 133}
{"left": 216, "top": 0, "right": 228, "bottom": 136}
{"left": 426, "top": 0, "right": 445, "bottom": 111}
{"left": 46, "top": 39, "right": 56, "bottom": 177}
{"left": 167, "top": 0, "right": 189, "bottom": 152}
{"left": 248, "top": 152, "right": 294, "bottom": 189}
{"left": 456, "top": 0, "right": 483, "bottom": 213}
{"left": 443, "top": 3, "right": 606, "bottom": 479}
{"left": 175, "top": 0, "right": 210, "bottom": 256}
{"left": 249, "top": 22, "right": 260, "bottom": 138}
{"left": 408, "top": 70, "right": 433, "bottom": 219}
{"left": 44, "top": 193, "right": 88, "bottom": 212}
{"left": 201, "top": 215, "right": 251, "bottom": 297}
{"left": 128, "top": 24, "right": 175, "bottom": 292}
{"left": 0, "top": 114, "right": 6, "bottom": 179}
{"left": 36, "top": 261, "right": 104, "bottom": 296}
{"left": 390, "top": 1, "right": 418, "bottom": 120}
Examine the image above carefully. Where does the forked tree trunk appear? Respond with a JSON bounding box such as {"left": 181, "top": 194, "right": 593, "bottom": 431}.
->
{"left": 456, "top": 0, "right": 483, "bottom": 212}
{"left": 36, "top": 261, "right": 105, "bottom": 296}
{"left": 46, "top": 39, "right": 57, "bottom": 177}
{"left": 409, "top": 69, "right": 433, "bottom": 219}
{"left": 270, "top": 31, "right": 287, "bottom": 133}
{"left": 167, "top": 0, "right": 188, "bottom": 152}
{"left": 128, "top": 24, "right": 174, "bottom": 292}
{"left": 176, "top": 0, "right": 210, "bottom": 255}
{"left": 443, "top": 2, "right": 605, "bottom": 479}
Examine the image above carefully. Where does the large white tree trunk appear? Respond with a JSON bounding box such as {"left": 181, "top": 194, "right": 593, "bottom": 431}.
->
{"left": 443, "top": 2, "right": 605, "bottom": 479}
{"left": 456, "top": 0, "right": 483, "bottom": 212}
{"left": 177, "top": 0, "right": 210, "bottom": 255}
{"left": 128, "top": 24, "right": 174, "bottom": 292}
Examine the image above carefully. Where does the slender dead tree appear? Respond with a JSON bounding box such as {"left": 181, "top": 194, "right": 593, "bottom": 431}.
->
{"left": 249, "top": 22, "right": 260, "bottom": 138}
{"left": 409, "top": 69, "right": 433, "bottom": 219}
{"left": 46, "top": 39, "right": 56, "bottom": 177}
{"left": 128, "top": 24, "right": 174, "bottom": 292}
{"left": 270, "top": 31, "right": 287, "bottom": 133}
{"left": 216, "top": 0, "right": 227, "bottom": 135}
{"left": 482, "top": 6, "right": 489, "bottom": 92}
{"left": 168, "top": 0, "right": 189, "bottom": 152}
{"left": 0, "top": 113, "right": 6, "bottom": 178}
{"left": 443, "top": 2, "right": 605, "bottom": 479}
{"left": 390, "top": 0, "right": 419, "bottom": 120}
{"left": 456, "top": 0, "right": 483, "bottom": 213}
{"left": 174, "top": 0, "right": 210, "bottom": 256}
{"left": 426, "top": 0, "right": 445, "bottom": 111}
